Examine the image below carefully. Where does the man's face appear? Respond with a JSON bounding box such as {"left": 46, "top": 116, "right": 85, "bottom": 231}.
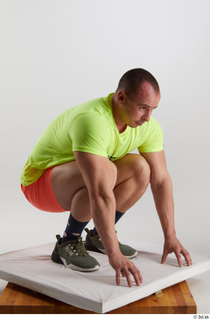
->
{"left": 118, "top": 82, "right": 161, "bottom": 128}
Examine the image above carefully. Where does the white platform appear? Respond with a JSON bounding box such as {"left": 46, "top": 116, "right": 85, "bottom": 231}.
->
{"left": 0, "top": 240, "right": 210, "bottom": 313}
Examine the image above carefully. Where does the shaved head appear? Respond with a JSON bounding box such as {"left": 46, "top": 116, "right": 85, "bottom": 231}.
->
{"left": 116, "top": 68, "right": 160, "bottom": 99}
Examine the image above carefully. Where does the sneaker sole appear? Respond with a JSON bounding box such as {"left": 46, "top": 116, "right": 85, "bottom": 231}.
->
{"left": 125, "top": 251, "right": 138, "bottom": 259}
{"left": 51, "top": 247, "right": 100, "bottom": 272}
{"left": 85, "top": 241, "right": 138, "bottom": 259}
{"left": 60, "top": 257, "right": 100, "bottom": 272}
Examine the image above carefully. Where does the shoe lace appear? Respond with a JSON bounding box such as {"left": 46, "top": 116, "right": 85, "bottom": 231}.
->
{"left": 71, "top": 238, "right": 88, "bottom": 256}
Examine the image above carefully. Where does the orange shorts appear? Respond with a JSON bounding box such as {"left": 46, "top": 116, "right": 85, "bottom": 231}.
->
{"left": 21, "top": 166, "right": 67, "bottom": 213}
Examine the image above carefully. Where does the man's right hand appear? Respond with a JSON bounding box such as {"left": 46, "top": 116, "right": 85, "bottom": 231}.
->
{"left": 108, "top": 252, "right": 143, "bottom": 287}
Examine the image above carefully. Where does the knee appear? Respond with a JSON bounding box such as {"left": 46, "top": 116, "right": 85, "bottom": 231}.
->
{"left": 110, "top": 161, "right": 118, "bottom": 188}
{"left": 131, "top": 154, "right": 151, "bottom": 186}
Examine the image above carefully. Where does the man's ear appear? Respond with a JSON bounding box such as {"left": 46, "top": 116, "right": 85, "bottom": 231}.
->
{"left": 117, "top": 90, "right": 126, "bottom": 104}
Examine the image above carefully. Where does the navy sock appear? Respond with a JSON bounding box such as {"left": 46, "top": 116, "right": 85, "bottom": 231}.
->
{"left": 61, "top": 213, "right": 89, "bottom": 244}
{"left": 91, "top": 210, "right": 125, "bottom": 237}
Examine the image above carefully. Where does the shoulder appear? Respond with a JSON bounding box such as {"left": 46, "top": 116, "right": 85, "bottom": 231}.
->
{"left": 70, "top": 93, "right": 115, "bottom": 131}
{"left": 147, "top": 117, "right": 162, "bottom": 131}
{"left": 140, "top": 117, "right": 163, "bottom": 137}
{"left": 71, "top": 93, "right": 113, "bottom": 117}
{"left": 133, "top": 117, "right": 163, "bottom": 137}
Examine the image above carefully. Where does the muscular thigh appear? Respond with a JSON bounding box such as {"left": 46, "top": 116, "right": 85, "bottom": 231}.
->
{"left": 51, "top": 154, "right": 148, "bottom": 210}
{"left": 51, "top": 161, "right": 86, "bottom": 211}
{"left": 113, "top": 153, "right": 150, "bottom": 186}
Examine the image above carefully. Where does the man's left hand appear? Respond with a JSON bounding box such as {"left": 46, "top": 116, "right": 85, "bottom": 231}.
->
{"left": 161, "top": 237, "right": 193, "bottom": 267}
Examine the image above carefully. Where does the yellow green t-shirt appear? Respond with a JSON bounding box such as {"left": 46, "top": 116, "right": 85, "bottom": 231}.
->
{"left": 20, "top": 93, "right": 164, "bottom": 186}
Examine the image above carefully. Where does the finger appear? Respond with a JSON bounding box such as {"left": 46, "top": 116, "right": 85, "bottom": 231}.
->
{"left": 121, "top": 270, "right": 126, "bottom": 277}
{"left": 126, "top": 273, "right": 133, "bottom": 287}
{"left": 130, "top": 267, "right": 143, "bottom": 286}
{"left": 181, "top": 249, "right": 193, "bottom": 266}
{"left": 123, "top": 269, "right": 133, "bottom": 287}
{"left": 161, "top": 250, "right": 167, "bottom": 264}
{"left": 174, "top": 249, "right": 183, "bottom": 267}
{"left": 116, "top": 268, "right": 121, "bottom": 286}
{"left": 177, "top": 254, "right": 183, "bottom": 267}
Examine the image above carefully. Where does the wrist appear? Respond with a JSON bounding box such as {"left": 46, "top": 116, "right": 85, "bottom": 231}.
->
{"left": 106, "top": 243, "right": 122, "bottom": 258}
{"left": 164, "top": 229, "right": 176, "bottom": 240}
{"left": 108, "top": 249, "right": 124, "bottom": 264}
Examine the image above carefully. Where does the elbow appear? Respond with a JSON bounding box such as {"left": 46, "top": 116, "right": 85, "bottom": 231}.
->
{"left": 150, "top": 174, "right": 173, "bottom": 192}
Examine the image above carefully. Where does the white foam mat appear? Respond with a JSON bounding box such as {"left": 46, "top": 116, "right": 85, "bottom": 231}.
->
{"left": 0, "top": 240, "right": 210, "bottom": 313}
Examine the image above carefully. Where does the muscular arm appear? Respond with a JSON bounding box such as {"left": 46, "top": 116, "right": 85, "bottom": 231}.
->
{"left": 74, "top": 151, "right": 143, "bottom": 286}
{"left": 141, "top": 150, "right": 192, "bottom": 266}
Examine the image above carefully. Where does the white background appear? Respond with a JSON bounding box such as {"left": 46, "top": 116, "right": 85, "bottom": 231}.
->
{"left": 0, "top": 0, "right": 209, "bottom": 314}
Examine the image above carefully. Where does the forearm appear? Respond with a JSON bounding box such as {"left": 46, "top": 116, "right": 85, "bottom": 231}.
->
{"left": 90, "top": 191, "right": 120, "bottom": 257}
{"left": 151, "top": 175, "right": 176, "bottom": 239}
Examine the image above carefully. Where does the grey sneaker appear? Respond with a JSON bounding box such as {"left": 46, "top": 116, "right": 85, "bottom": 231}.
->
{"left": 84, "top": 228, "right": 137, "bottom": 259}
{"left": 51, "top": 235, "right": 100, "bottom": 272}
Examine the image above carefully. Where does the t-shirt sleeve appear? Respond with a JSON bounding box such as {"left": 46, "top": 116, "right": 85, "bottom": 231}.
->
{"left": 138, "top": 117, "right": 164, "bottom": 153}
{"left": 69, "top": 113, "right": 111, "bottom": 157}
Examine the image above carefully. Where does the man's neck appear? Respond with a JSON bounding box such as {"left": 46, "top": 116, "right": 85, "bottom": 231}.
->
{"left": 111, "top": 94, "right": 127, "bottom": 133}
